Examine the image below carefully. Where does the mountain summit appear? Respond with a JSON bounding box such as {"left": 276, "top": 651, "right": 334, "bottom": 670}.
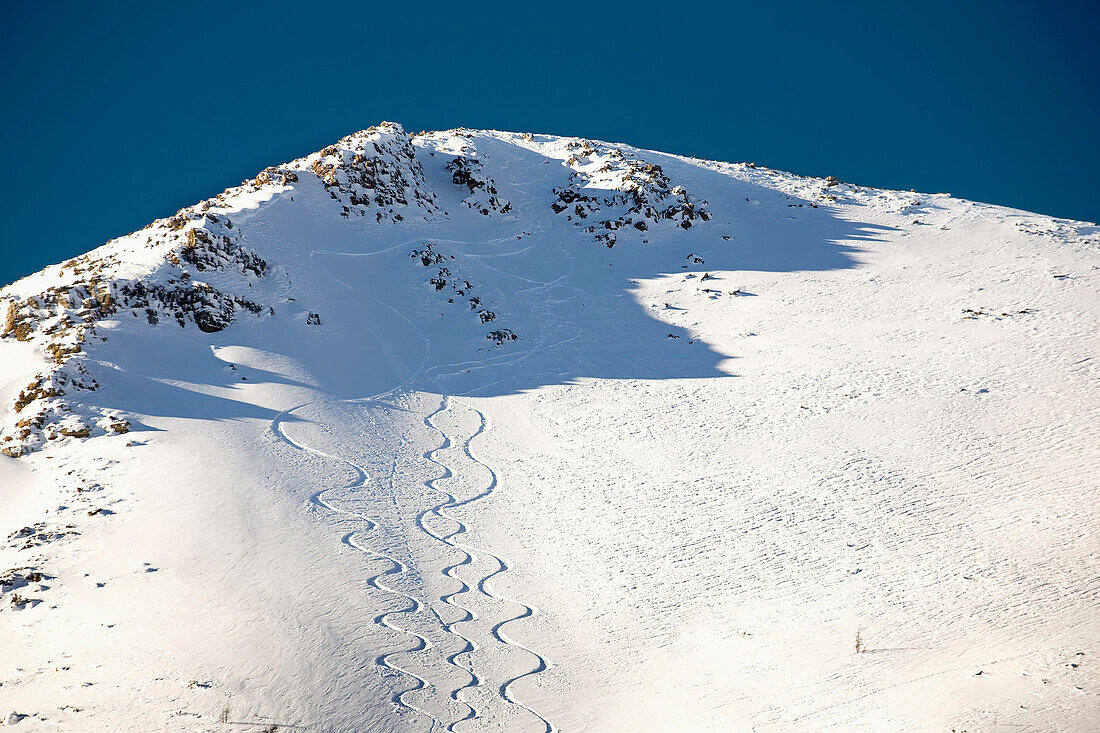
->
{"left": 2, "top": 124, "right": 1098, "bottom": 731}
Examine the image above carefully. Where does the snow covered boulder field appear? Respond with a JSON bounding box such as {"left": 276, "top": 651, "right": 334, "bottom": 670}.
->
{"left": 1, "top": 123, "right": 1097, "bottom": 731}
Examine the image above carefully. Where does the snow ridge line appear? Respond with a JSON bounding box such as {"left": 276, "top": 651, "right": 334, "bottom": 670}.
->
{"left": 270, "top": 403, "right": 443, "bottom": 731}
{"left": 419, "top": 396, "right": 556, "bottom": 733}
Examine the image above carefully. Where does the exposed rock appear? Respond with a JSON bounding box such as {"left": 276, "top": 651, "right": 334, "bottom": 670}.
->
{"left": 289, "top": 122, "right": 438, "bottom": 222}
{"left": 549, "top": 141, "right": 710, "bottom": 248}
{"left": 446, "top": 155, "right": 512, "bottom": 215}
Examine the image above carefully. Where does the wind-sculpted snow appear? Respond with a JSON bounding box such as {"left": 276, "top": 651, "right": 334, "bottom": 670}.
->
{"left": 2, "top": 123, "right": 1098, "bottom": 732}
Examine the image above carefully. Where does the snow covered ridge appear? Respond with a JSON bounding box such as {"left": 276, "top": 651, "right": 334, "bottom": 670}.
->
{"left": 0, "top": 123, "right": 458, "bottom": 457}
{"left": 2, "top": 119, "right": 1096, "bottom": 461}
{"left": 0, "top": 204, "right": 274, "bottom": 456}
{"left": 0, "top": 122, "right": 725, "bottom": 458}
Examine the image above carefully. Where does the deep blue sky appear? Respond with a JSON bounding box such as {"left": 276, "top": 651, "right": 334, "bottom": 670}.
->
{"left": 2, "top": 1, "right": 1097, "bottom": 287}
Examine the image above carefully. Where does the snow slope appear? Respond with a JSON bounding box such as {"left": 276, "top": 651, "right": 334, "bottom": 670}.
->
{"left": 1, "top": 123, "right": 1098, "bottom": 732}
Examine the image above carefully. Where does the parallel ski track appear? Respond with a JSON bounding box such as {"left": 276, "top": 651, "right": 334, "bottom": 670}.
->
{"left": 416, "top": 400, "right": 484, "bottom": 731}
{"left": 418, "top": 396, "right": 555, "bottom": 733}
{"left": 268, "top": 148, "right": 559, "bottom": 730}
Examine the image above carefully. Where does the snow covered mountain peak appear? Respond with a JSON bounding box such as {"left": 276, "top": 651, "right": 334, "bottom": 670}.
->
{"left": 0, "top": 123, "right": 739, "bottom": 458}
{"left": 1, "top": 124, "right": 1098, "bottom": 732}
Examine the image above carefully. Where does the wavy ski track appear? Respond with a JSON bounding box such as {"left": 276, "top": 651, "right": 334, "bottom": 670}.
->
{"left": 416, "top": 400, "right": 483, "bottom": 731}
{"left": 418, "top": 396, "right": 556, "bottom": 733}
{"left": 275, "top": 159, "right": 557, "bottom": 728}
{"left": 271, "top": 403, "right": 447, "bottom": 731}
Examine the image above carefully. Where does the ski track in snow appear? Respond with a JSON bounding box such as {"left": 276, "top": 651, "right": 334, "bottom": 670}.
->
{"left": 266, "top": 204, "right": 557, "bottom": 729}
{"left": 271, "top": 403, "right": 447, "bottom": 731}
{"left": 456, "top": 403, "right": 554, "bottom": 733}
{"left": 270, "top": 393, "right": 555, "bottom": 732}
{"left": 265, "top": 247, "right": 447, "bottom": 727}
{"left": 6, "top": 127, "right": 1100, "bottom": 731}
{"left": 418, "top": 397, "right": 555, "bottom": 732}
{"left": 417, "top": 400, "right": 484, "bottom": 730}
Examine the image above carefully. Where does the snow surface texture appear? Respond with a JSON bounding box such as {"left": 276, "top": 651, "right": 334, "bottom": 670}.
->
{"left": 1, "top": 123, "right": 1098, "bottom": 731}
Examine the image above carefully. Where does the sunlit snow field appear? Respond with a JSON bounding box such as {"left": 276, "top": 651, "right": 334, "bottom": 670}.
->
{"left": 1, "top": 126, "right": 1098, "bottom": 731}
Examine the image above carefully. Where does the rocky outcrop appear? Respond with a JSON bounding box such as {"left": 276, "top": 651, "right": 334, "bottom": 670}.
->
{"left": 409, "top": 243, "right": 500, "bottom": 333}
{"left": 550, "top": 140, "right": 710, "bottom": 248}
{"left": 1, "top": 196, "right": 273, "bottom": 456}
{"left": 446, "top": 155, "right": 512, "bottom": 216}
{"left": 291, "top": 122, "right": 438, "bottom": 223}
